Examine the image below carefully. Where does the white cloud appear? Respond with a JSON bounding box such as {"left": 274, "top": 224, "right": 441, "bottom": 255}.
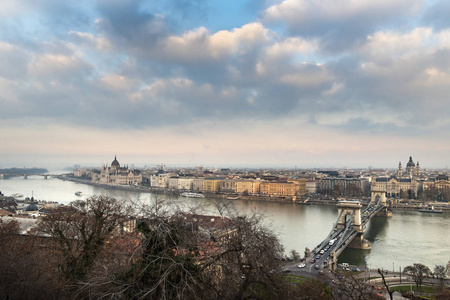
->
{"left": 423, "top": 67, "right": 450, "bottom": 86}
{"left": 0, "top": 0, "right": 449, "bottom": 169}
{"left": 29, "top": 53, "right": 92, "bottom": 79}
{"left": 362, "top": 27, "right": 438, "bottom": 60}
{"left": 0, "top": 43, "right": 29, "bottom": 79}
{"left": 262, "top": 0, "right": 425, "bottom": 53}
{"left": 264, "top": 37, "right": 318, "bottom": 59}
{"left": 158, "top": 22, "right": 270, "bottom": 63}
{"left": 68, "top": 31, "right": 111, "bottom": 52}
{"left": 99, "top": 73, "right": 140, "bottom": 91}
{"left": 0, "top": 1, "right": 34, "bottom": 17}
{"left": 0, "top": 78, "right": 21, "bottom": 104}
{"left": 358, "top": 27, "right": 450, "bottom": 83}
{"left": 322, "top": 83, "right": 344, "bottom": 96}
{"left": 264, "top": 0, "right": 423, "bottom": 25}
{"left": 280, "top": 65, "right": 334, "bottom": 88}
{"left": 1, "top": 118, "right": 448, "bottom": 168}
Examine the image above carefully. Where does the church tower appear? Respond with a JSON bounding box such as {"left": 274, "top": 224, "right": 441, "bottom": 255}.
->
{"left": 397, "top": 161, "right": 402, "bottom": 177}
{"left": 415, "top": 161, "right": 420, "bottom": 177}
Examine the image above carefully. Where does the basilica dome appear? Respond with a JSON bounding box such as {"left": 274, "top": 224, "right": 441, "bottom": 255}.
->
{"left": 25, "top": 202, "right": 39, "bottom": 212}
{"left": 406, "top": 156, "right": 415, "bottom": 167}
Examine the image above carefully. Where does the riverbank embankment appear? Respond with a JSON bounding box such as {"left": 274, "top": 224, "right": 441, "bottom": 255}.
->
{"left": 55, "top": 176, "right": 449, "bottom": 212}
{"left": 57, "top": 176, "right": 304, "bottom": 204}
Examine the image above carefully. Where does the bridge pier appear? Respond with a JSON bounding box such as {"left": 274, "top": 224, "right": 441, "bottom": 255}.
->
{"left": 347, "top": 233, "right": 371, "bottom": 250}
{"left": 23, "top": 174, "right": 27, "bottom": 179}
{"left": 376, "top": 207, "right": 392, "bottom": 217}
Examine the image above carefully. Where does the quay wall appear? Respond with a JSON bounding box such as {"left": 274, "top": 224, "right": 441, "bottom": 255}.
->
{"left": 55, "top": 176, "right": 450, "bottom": 211}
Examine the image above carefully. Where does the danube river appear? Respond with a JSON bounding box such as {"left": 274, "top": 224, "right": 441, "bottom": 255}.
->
{"left": 1, "top": 175, "right": 449, "bottom": 271}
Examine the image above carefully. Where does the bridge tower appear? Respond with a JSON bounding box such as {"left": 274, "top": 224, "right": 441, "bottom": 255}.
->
{"left": 337, "top": 201, "right": 371, "bottom": 250}
{"left": 371, "top": 188, "right": 386, "bottom": 205}
{"left": 371, "top": 188, "right": 392, "bottom": 217}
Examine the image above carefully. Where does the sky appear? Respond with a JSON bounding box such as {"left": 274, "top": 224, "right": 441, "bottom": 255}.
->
{"left": 0, "top": 0, "right": 449, "bottom": 170}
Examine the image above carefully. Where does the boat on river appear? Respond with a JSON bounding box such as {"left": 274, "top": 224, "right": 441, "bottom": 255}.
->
{"left": 419, "top": 206, "right": 443, "bottom": 214}
{"left": 180, "top": 192, "right": 205, "bottom": 198}
{"left": 75, "top": 191, "right": 82, "bottom": 196}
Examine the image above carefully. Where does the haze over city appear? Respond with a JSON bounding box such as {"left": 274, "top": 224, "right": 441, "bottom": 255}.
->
{"left": 1, "top": 0, "right": 449, "bottom": 170}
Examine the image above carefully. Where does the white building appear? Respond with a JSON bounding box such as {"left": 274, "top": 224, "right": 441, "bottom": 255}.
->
{"left": 305, "top": 180, "right": 319, "bottom": 194}
{"left": 192, "top": 178, "right": 204, "bottom": 191}
{"left": 149, "top": 173, "right": 171, "bottom": 188}
{"left": 99, "top": 156, "right": 142, "bottom": 185}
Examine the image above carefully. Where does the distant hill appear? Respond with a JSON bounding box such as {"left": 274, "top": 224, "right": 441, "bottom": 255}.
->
{"left": 0, "top": 168, "right": 48, "bottom": 175}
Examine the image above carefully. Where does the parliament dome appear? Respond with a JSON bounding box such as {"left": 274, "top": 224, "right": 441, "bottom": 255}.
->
{"left": 111, "top": 155, "right": 120, "bottom": 167}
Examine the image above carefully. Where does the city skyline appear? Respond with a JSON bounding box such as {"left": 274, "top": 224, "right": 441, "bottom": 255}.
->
{"left": 1, "top": 1, "right": 449, "bottom": 169}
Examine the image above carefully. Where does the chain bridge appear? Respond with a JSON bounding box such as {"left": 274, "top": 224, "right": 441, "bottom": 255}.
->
{"left": 306, "top": 189, "right": 391, "bottom": 272}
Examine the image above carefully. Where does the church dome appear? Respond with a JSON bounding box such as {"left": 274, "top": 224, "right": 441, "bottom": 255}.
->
{"left": 25, "top": 202, "right": 39, "bottom": 212}
{"left": 406, "top": 156, "right": 415, "bottom": 167}
{"left": 111, "top": 155, "right": 120, "bottom": 167}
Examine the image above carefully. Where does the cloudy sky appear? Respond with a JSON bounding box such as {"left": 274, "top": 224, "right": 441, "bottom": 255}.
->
{"left": 1, "top": 0, "right": 449, "bottom": 170}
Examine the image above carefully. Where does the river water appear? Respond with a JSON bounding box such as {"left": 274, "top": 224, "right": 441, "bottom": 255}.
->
{"left": 1, "top": 175, "right": 449, "bottom": 271}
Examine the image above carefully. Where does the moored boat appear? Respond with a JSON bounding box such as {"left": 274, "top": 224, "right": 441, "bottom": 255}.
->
{"left": 419, "top": 206, "right": 443, "bottom": 214}
{"left": 181, "top": 192, "right": 205, "bottom": 198}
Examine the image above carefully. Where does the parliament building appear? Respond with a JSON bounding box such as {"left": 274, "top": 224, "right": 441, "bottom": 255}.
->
{"left": 99, "top": 156, "right": 142, "bottom": 185}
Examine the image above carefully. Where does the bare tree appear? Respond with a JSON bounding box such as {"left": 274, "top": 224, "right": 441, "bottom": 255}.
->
{"left": 214, "top": 212, "right": 287, "bottom": 299}
{"left": 445, "top": 260, "right": 450, "bottom": 274}
{"left": 378, "top": 268, "right": 394, "bottom": 300}
{"left": 435, "top": 287, "right": 450, "bottom": 300}
{"left": 327, "top": 270, "right": 380, "bottom": 300}
{"left": 403, "top": 263, "right": 431, "bottom": 290}
{"left": 37, "top": 196, "right": 129, "bottom": 282}
{"left": 73, "top": 199, "right": 298, "bottom": 300}
{"left": 0, "top": 219, "right": 62, "bottom": 299}
{"left": 290, "top": 249, "right": 301, "bottom": 261}
{"left": 294, "top": 278, "right": 334, "bottom": 299}
{"left": 434, "top": 265, "right": 447, "bottom": 289}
